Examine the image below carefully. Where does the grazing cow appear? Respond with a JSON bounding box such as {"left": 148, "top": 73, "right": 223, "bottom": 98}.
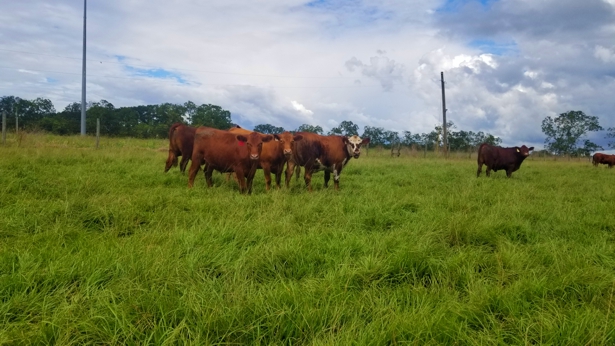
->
{"left": 165, "top": 123, "right": 197, "bottom": 173}
{"left": 187, "top": 127, "right": 273, "bottom": 193}
{"left": 593, "top": 153, "right": 615, "bottom": 168}
{"left": 286, "top": 133, "right": 370, "bottom": 191}
{"left": 228, "top": 126, "right": 303, "bottom": 190}
{"left": 477, "top": 143, "right": 534, "bottom": 178}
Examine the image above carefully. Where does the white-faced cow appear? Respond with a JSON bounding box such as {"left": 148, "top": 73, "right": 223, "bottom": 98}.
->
{"left": 477, "top": 143, "right": 534, "bottom": 178}
{"left": 286, "top": 133, "right": 370, "bottom": 191}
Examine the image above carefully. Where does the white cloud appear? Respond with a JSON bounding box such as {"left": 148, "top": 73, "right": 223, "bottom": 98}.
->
{"left": 594, "top": 45, "right": 615, "bottom": 63}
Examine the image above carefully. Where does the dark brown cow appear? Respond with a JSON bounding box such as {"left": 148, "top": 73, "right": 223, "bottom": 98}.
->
{"left": 477, "top": 143, "right": 534, "bottom": 178}
{"left": 164, "top": 123, "right": 196, "bottom": 173}
{"left": 593, "top": 153, "right": 615, "bottom": 168}
{"left": 228, "top": 127, "right": 303, "bottom": 190}
{"left": 187, "top": 127, "right": 273, "bottom": 193}
{"left": 286, "top": 133, "right": 370, "bottom": 191}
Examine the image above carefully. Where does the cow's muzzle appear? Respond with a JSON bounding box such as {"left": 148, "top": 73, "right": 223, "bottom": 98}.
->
{"left": 250, "top": 154, "right": 260, "bottom": 160}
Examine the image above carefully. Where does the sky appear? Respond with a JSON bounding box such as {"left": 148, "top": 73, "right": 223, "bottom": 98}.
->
{"left": 1, "top": 0, "right": 615, "bottom": 149}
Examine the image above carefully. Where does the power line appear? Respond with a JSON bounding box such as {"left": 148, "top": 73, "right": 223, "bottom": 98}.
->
{"left": 0, "top": 66, "right": 394, "bottom": 89}
{"left": 0, "top": 47, "right": 356, "bottom": 80}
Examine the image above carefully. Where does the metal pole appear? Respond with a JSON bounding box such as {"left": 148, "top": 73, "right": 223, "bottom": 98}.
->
{"left": 96, "top": 118, "right": 100, "bottom": 149}
{"left": 15, "top": 106, "right": 18, "bottom": 135}
{"left": 2, "top": 111, "right": 6, "bottom": 144}
{"left": 80, "top": 0, "right": 87, "bottom": 136}
{"left": 441, "top": 72, "right": 448, "bottom": 158}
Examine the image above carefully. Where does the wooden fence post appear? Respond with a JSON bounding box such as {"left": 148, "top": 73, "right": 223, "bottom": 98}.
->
{"left": 96, "top": 118, "right": 100, "bottom": 149}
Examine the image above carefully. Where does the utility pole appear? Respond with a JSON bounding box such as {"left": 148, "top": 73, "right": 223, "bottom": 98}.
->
{"left": 440, "top": 71, "right": 448, "bottom": 158}
{"left": 80, "top": 0, "right": 87, "bottom": 136}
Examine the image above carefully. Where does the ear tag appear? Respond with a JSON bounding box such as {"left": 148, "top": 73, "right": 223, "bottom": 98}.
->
{"left": 516, "top": 148, "right": 520, "bottom": 152}
{"left": 238, "top": 141, "right": 245, "bottom": 146}
{"left": 274, "top": 138, "right": 279, "bottom": 141}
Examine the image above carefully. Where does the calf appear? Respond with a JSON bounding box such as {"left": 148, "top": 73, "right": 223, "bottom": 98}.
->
{"left": 187, "top": 127, "right": 273, "bottom": 193}
{"left": 228, "top": 127, "right": 303, "bottom": 190}
{"left": 286, "top": 133, "right": 370, "bottom": 191}
{"left": 164, "top": 123, "right": 196, "bottom": 173}
{"left": 477, "top": 143, "right": 534, "bottom": 178}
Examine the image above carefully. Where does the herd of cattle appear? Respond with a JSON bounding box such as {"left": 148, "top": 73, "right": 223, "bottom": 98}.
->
{"left": 164, "top": 123, "right": 612, "bottom": 194}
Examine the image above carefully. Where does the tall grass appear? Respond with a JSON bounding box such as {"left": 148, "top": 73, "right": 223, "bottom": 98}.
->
{"left": 1, "top": 133, "right": 615, "bottom": 344}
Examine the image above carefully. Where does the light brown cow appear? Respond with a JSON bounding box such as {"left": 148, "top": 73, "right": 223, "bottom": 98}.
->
{"left": 286, "top": 133, "right": 370, "bottom": 191}
{"left": 187, "top": 127, "right": 273, "bottom": 194}
{"left": 228, "top": 126, "right": 303, "bottom": 190}
{"left": 164, "top": 123, "right": 196, "bottom": 173}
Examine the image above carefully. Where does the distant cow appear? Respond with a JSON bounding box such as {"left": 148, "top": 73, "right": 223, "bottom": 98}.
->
{"left": 477, "top": 143, "right": 534, "bottom": 178}
{"left": 228, "top": 126, "right": 303, "bottom": 190}
{"left": 593, "top": 153, "right": 615, "bottom": 168}
{"left": 287, "top": 133, "right": 370, "bottom": 191}
{"left": 187, "top": 127, "right": 272, "bottom": 193}
{"left": 164, "top": 123, "right": 196, "bottom": 173}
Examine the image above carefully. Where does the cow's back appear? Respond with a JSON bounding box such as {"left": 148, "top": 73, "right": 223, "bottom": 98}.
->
{"left": 195, "top": 127, "right": 247, "bottom": 172}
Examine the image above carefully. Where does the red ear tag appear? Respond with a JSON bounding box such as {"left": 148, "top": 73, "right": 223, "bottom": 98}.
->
{"left": 238, "top": 141, "right": 245, "bottom": 146}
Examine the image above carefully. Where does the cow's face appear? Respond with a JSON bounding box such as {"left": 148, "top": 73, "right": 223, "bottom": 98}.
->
{"left": 344, "top": 135, "right": 370, "bottom": 158}
{"left": 273, "top": 132, "right": 303, "bottom": 159}
{"left": 236, "top": 133, "right": 273, "bottom": 160}
{"left": 516, "top": 145, "right": 534, "bottom": 157}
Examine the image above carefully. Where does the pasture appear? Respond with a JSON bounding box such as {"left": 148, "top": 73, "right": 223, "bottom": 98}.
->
{"left": 1, "top": 134, "right": 615, "bottom": 345}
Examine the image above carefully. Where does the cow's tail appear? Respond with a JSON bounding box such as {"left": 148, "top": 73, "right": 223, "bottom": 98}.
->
{"left": 477, "top": 143, "right": 488, "bottom": 163}
{"left": 168, "top": 122, "right": 183, "bottom": 140}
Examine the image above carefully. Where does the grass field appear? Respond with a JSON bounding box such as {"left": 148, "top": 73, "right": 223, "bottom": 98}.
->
{"left": 1, "top": 133, "right": 615, "bottom": 345}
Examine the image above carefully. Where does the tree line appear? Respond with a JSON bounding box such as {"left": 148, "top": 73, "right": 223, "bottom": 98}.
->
{"left": 2, "top": 95, "right": 614, "bottom": 155}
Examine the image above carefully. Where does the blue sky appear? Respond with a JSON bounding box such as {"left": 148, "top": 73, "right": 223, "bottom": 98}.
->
{"left": 1, "top": 0, "right": 615, "bottom": 149}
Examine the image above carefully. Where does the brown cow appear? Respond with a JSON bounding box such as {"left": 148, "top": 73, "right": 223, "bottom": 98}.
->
{"left": 477, "top": 143, "right": 534, "bottom": 178}
{"left": 593, "top": 153, "right": 615, "bottom": 168}
{"left": 164, "top": 123, "right": 196, "bottom": 173}
{"left": 228, "top": 126, "right": 303, "bottom": 190}
{"left": 187, "top": 127, "right": 273, "bottom": 193}
{"left": 286, "top": 133, "right": 370, "bottom": 191}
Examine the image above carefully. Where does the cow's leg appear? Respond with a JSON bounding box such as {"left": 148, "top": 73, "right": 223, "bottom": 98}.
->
{"left": 285, "top": 161, "right": 295, "bottom": 188}
{"left": 486, "top": 166, "right": 491, "bottom": 177}
{"left": 262, "top": 164, "right": 272, "bottom": 191}
{"left": 204, "top": 164, "right": 214, "bottom": 188}
{"left": 179, "top": 155, "right": 189, "bottom": 173}
{"left": 165, "top": 150, "right": 178, "bottom": 172}
{"left": 235, "top": 169, "right": 247, "bottom": 194}
{"left": 333, "top": 164, "right": 343, "bottom": 190}
{"left": 295, "top": 165, "right": 301, "bottom": 182}
{"left": 476, "top": 163, "right": 483, "bottom": 178}
{"left": 324, "top": 170, "right": 331, "bottom": 188}
{"left": 187, "top": 153, "right": 202, "bottom": 188}
{"left": 303, "top": 168, "right": 313, "bottom": 192}
{"left": 273, "top": 165, "right": 282, "bottom": 189}
{"left": 506, "top": 169, "right": 513, "bottom": 178}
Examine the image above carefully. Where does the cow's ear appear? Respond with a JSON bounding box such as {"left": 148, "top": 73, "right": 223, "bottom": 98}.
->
{"left": 236, "top": 135, "right": 248, "bottom": 143}
{"left": 293, "top": 134, "right": 303, "bottom": 141}
{"left": 273, "top": 134, "right": 281, "bottom": 141}
{"left": 362, "top": 137, "right": 371, "bottom": 145}
{"left": 262, "top": 135, "right": 273, "bottom": 143}
{"left": 528, "top": 147, "right": 534, "bottom": 151}
{"left": 342, "top": 136, "right": 349, "bottom": 144}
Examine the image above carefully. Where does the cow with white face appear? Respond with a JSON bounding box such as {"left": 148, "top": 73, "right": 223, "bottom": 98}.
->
{"left": 286, "top": 132, "right": 370, "bottom": 191}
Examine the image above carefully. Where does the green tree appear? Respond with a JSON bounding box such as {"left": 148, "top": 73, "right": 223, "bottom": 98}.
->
{"left": 606, "top": 127, "right": 615, "bottom": 149}
{"left": 254, "top": 124, "right": 285, "bottom": 134}
{"left": 295, "top": 124, "right": 323, "bottom": 134}
{"left": 361, "top": 126, "right": 385, "bottom": 145}
{"left": 191, "top": 104, "right": 232, "bottom": 130}
{"left": 541, "top": 110, "right": 603, "bottom": 156}
{"left": 329, "top": 120, "right": 359, "bottom": 136}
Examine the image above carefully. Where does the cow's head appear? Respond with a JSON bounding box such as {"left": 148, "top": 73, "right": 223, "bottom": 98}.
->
{"left": 273, "top": 132, "right": 303, "bottom": 159}
{"left": 344, "top": 135, "right": 370, "bottom": 159}
{"left": 236, "top": 132, "right": 273, "bottom": 160}
{"left": 515, "top": 145, "right": 534, "bottom": 157}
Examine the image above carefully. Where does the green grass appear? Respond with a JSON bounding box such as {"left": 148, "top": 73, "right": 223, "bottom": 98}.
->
{"left": 1, "top": 133, "right": 615, "bottom": 345}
